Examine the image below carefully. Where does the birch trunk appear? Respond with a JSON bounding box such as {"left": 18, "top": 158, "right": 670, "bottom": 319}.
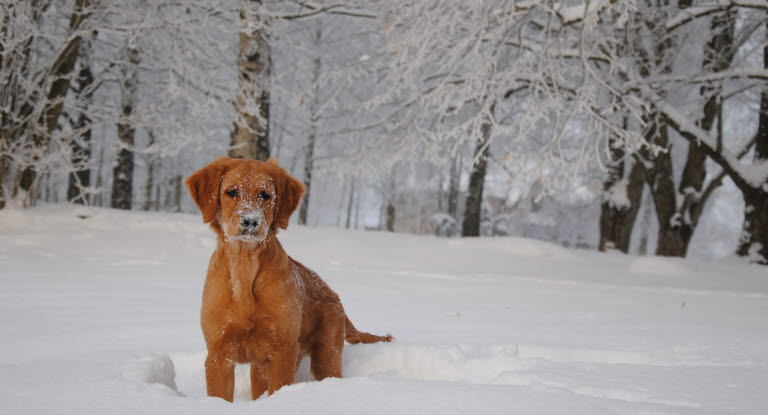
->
{"left": 110, "top": 41, "right": 139, "bottom": 210}
{"left": 229, "top": 1, "right": 270, "bottom": 161}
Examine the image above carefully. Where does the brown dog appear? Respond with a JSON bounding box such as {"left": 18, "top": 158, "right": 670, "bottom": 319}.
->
{"left": 185, "top": 157, "right": 391, "bottom": 402}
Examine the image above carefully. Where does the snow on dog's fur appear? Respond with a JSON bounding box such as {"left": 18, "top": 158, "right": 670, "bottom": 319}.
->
{"left": 185, "top": 157, "right": 392, "bottom": 402}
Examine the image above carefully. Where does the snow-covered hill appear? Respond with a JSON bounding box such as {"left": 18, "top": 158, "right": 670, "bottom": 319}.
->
{"left": 1, "top": 206, "right": 766, "bottom": 414}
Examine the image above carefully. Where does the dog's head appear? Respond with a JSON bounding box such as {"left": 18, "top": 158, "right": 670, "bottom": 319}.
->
{"left": 185, "top": 157, "right": 306, "bottom": 243}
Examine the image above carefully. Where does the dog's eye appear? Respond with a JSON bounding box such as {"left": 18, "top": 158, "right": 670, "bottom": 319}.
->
{"left": 225, "top": 189, "right": 238, "bottom": 198}
{"left": 260, "top": 191, "right": 271, "bottom": 200}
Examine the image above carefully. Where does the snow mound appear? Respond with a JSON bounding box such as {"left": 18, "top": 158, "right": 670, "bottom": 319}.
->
{"left": 167, "top": 344, "right": 529, "bottom": 399}
{"left": 343, "top": 343, "right": 528, "bottom": 383}
{"left": 119, "top": 353, "right": 179, "bottom": 394}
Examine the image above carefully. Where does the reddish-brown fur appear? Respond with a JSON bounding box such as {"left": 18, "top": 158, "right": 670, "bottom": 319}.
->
{"left": 185, "top": 157, "right": 392, "bottom": 402}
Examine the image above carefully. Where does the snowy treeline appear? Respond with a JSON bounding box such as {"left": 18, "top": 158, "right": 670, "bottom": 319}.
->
{"left": 1, "top": 0, "right": 766, "bottom": 264}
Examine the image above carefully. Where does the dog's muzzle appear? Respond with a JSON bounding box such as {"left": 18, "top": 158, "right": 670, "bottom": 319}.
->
{"left": 239, "top": 213, "right": 261, "bottom": 236}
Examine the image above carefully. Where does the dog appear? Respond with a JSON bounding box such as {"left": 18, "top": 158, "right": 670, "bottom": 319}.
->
{"left": 185, "top": 156, "right": 392, "bottom": 402}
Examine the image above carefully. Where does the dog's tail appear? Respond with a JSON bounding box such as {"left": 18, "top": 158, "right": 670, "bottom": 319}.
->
{"left": 344, "top": 315, "right": 393, "bottom": 344}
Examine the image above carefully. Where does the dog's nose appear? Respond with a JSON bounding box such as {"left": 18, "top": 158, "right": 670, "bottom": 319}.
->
{"left": 240, "top": 214, "right": 260, "bottom": 229}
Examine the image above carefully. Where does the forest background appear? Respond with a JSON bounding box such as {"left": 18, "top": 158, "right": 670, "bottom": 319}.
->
{"left": 2, "top": 0, "right": 767, "bottom": 264}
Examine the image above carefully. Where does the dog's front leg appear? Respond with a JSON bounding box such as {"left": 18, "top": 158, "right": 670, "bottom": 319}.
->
{"left": 267, "top": 345, "right": 299, "bottom": 395}
{"left": 205, "top": 352, "right": 235, "bottom": 402}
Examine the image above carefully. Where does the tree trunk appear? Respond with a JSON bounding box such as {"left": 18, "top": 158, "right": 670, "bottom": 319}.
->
{"left": 142, "top": 162, "right": 153, "bottom": 211}
{"left": 67, "top": 43, "right": 94, "bottom": 205}
{"left": 598, "top": 162, "right": 645, "bottom": 253}
{"left": 0, "top": 129, "right": 7, "bottom": 209}
{"left": 461, "top": 121, "right": 491, "bottom": 237}
{"left": 2, "top": 1, "right": 50, "bottom": 207}
{"left": 737, "top": 23, "right": 768, "bottom": 264}
{"left": 164, "top": 180, "right": 172, "bottom": 210}
{"left": 94, "top": 145, "right": 103, "bottom": 207}
{"left": 110, "top": 42, "right": 139, "bottom": 210}
{"left": 142, "top": 130, "right": 155, "bottom": 211}
{"left": 298, "top": 130, "right": 315, "bottom": 225}
{"left": 641, "top": 7, "right": 734, "bottom": 257}
{"left": 336, "top": 181, "right": 346, "bottom": 227}
{"left": 18, "top": 0, "right": 91, "bottom": 205}
{"left": 154, "top": 184, "right": 160, "bottom": 211}
{"left": 598, "top": 117, "right": 645, "bottom": 253}
{"left": 636, "top": 189, "right": 652, "bottom": 255}
{"left": 345, "top": 177, "right": 355, "bottom": 229}
{"left": 173, "top": 174, "right": 182, "bottom": 212}
{"left": 298, "top": 26, "right": 321, "bottom": 225}
{"left": 354, "top": 185, "right": 361, "bottom": 229}
{"left": 384, "top": 202, "right": 395, "bottom": 232}
{"left": 229, "top": 1, "right": 270, "bottom": 161}
{"left": 737, "top": 188, "right": 768, "bottom": 264}
{"left": 665, "top": 8, "right": 736, "bottom": 253}
{"left": 642, "top": 118, "right": 691, "bottom": 257}
{"left": 447, "top": 153, "right": 461, "bottom": 220}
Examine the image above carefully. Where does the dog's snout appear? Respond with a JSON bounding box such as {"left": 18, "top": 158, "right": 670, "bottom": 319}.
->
{"left": 240, "top": 214, "right": 260, "bottom": 229}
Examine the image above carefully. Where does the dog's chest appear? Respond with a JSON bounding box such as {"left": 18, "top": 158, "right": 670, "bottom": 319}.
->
{"left": 225, "top": 289, "right": 302, "bottom": 364}
{"left": 224, "top": 253, "right": 260, "bottom": 304}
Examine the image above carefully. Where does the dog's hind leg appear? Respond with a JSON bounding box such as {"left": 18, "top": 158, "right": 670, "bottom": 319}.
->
{"left": 310, "top": 313, "right": 345, "bottom": 380}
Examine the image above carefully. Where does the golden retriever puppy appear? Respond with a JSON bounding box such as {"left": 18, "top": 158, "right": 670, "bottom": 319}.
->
{"left": 185, "top": 157, "right": 392, "bottom": 402}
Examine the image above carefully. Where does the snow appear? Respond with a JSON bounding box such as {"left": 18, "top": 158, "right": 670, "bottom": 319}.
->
{"left": 666, "top": 0, "right": 768, "bottom": 29}
{"left": 604, "top": 179, "right": 630, "bottom": 209}
{"left": 1, "top": 205, "right": 768, "bottom": 414}
{"left": 644, "top": 87, "right": 768, "bottom": 189}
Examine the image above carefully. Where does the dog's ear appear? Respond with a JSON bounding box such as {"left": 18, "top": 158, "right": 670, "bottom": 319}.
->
{"left": 185, "top": 156, "right": 230, "bottom": 223}
{"left": 268, "top": 158, "right": 306, "bottom": 230}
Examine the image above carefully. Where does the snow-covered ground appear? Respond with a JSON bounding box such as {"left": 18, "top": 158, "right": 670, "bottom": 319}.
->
{"left": 1, "top": 205, "right": 767, "bottom": 414}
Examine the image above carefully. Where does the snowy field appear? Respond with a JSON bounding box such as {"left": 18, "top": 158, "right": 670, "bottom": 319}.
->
{"left": 1, "top": 205, "right": 767, "bottom": 414}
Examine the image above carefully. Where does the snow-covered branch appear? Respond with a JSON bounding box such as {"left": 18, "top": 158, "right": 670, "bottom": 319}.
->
{"left": 666, "top": 0, "right": 768, "bottom": 30}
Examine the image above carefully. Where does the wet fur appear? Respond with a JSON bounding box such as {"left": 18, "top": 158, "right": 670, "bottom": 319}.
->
{"left": 185, "top": 157, "right": 392, "bottom": 402}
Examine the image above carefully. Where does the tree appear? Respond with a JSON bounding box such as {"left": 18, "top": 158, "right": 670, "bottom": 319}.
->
{"left": 634, "top": 4, "right": 738, "bottom": 257}
{"left": 736, "top": 21, "right": 768, "bottom": 263}
{"left": 461, "top": 117, "right": 492, "bottom": 237}
{"left": 110, "top": 39, "right": 139, "bottom": 210}
{"left": 67, "top": 41, "right": 95, "bottom": 205}
{"left": 598, "top": 126, "right": 645, "bottom": 253}
{"left": 298, "top": 24, "right": 322, "bottom": 225}
{"left": 357, "top": 0, "right": 767, "bottom": 261}
{"left": 230, "top": 0, "right": 271, "bottom": 161}
{"left": 1, "top": 0, "right": 92, "bottom": 207}
{"left": 618, "top": 3, "right": 767, "bottom": 262}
